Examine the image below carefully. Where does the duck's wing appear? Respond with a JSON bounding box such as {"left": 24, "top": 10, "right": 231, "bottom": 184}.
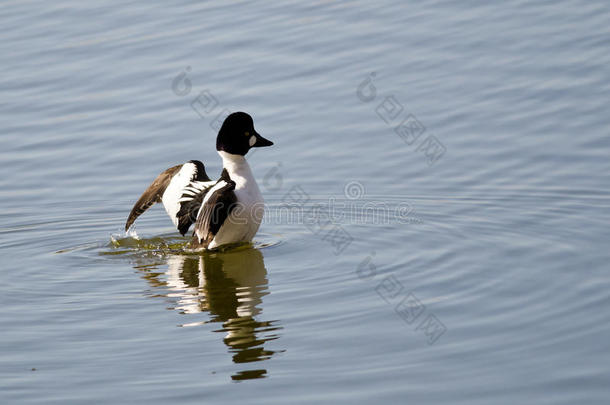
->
{"left": 192, "top": 169, "right": 237, "bottom": 248}
{"left": 125, "top": 160, "right": 215, "bottom": 234}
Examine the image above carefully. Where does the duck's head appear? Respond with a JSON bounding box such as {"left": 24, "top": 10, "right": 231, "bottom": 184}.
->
{"left": 216, "top": 112, "right": 273, "bottom": 156}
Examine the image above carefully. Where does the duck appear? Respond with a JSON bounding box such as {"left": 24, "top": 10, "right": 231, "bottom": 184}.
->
{"left": 124, "top": 112, "right": 273, "bottom": 249}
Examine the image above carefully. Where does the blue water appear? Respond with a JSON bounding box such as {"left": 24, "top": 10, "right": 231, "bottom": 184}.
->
{"left": 1, "top": 1, "right": 609, "bottom": 403}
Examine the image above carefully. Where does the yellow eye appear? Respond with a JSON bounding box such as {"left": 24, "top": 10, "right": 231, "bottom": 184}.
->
{"left": 245, "top": 131, "right": 250, "bottom": 136}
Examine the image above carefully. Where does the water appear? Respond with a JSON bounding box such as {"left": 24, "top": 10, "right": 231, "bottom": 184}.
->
{"left": 1, "top": 0, "right": 609, "bottom": 403}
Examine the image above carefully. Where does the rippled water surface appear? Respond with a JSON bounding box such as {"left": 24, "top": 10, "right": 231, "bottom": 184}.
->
{"left": 1, "top": 1, "right": 610, "bottom": 403}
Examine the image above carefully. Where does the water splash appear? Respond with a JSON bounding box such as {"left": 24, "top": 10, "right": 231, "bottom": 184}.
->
{"left": 103, "top": 232, "right": 282, "bottom": 256}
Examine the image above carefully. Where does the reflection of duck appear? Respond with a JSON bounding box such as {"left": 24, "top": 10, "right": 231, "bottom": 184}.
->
{"left": 159, "top": 248, "right": 282, "bottom": 379}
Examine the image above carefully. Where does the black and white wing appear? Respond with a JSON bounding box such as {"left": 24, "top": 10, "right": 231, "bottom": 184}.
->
{"left": 125, "top": 160, "right": 215, "bottom": 234}
{"left": 191, "top": 169, "right": 237, "bottom": 248}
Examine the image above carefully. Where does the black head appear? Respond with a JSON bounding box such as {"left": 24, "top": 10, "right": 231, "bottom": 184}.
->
{"left": 216, "top": 112, "right": 273, "bottom": 155}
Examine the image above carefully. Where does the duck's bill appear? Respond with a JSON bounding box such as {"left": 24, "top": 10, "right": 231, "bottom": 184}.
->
{"left": 253, "top": 131, "right": 273, "bottom": 147}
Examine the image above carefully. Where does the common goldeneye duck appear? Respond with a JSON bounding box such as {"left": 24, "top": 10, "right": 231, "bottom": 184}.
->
{"left": 125, "top": 111, "right": 273, "bottom": 249}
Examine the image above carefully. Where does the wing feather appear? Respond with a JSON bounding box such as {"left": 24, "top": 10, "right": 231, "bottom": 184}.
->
{"left": 192, "top": 170, "right": 236, "bottom": 248}
{"left": 125, "top": 164, "right": 182, "bottom": 231}
{"left": 124, "top": 160, "right": 211, "bottom": 232}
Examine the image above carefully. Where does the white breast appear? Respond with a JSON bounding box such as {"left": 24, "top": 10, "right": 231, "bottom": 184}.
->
{"left": 208, "top": 151, "right": 264, "bottom": 249}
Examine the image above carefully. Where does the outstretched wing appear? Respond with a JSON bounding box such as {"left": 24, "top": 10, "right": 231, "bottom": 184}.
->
{"left": 124, "top": 164, "right": 182, "bottom": 231}
{"left": 125, "top": 160, "right": 214, "bottom": 233}
{"left": 192, "top": 169, "right": 237, "bottom": 248}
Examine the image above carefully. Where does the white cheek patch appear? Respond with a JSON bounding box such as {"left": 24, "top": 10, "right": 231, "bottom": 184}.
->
{"left": 249, "top": 135, "right": 256, "bottom": 147}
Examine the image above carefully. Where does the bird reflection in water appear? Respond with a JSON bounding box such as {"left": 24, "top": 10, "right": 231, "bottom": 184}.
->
{"left": 138, "top": 247, "right": 282, "bottom": 381}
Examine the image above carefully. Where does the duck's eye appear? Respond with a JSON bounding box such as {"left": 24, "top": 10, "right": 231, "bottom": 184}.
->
{"left": 244, "top": 131, "right": 250, "bottom": 136}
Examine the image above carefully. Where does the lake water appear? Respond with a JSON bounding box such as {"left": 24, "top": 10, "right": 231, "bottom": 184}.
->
{"left": 1, "top": 1, "right": 609, "bottom": 403}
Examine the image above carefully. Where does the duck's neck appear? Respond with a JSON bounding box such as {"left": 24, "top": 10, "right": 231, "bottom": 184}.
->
{"left": 218, "top": 150, "right": 254, "bottom": 188}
